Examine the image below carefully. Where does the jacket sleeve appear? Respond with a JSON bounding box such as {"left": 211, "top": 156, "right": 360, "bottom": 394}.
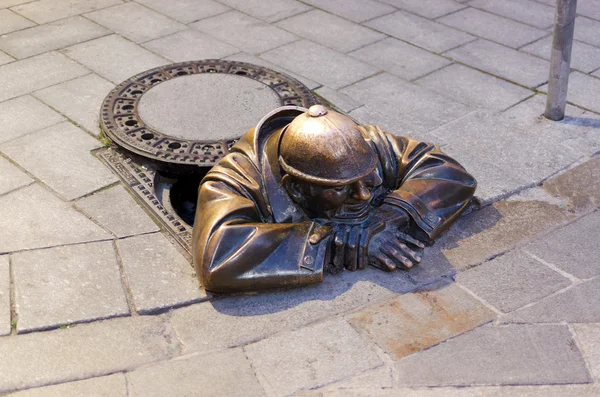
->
{"left": 363, "top": 125, "right": 477, "bottom": 242}
{"left": 192, "top": 154, "right": 326, "bottom": 293}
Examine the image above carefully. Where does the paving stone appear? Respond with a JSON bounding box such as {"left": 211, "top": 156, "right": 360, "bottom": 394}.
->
{"left": 349, "top": 37, "right": 451, "bottom": 81}
{"left": 0, "top": 95, "right": 65, "bottom": 144}
{"left": 142, "top": 29, "right": 239, "bottom": 62}
{"left": 395, "top": 324, "right": 591, "bottom": 386}
{"left": 431, "top": 111, "right": 581, "bottom": 184}
{"left": 314, "top": 385, "right": 600, "bottom": 397}
{"left": 315, "top": 366, "right": 394, "bottom": 392}
{"left": 0, "top": 255, "right": 9, "bottom": 336}
{"left": 136, "top": 0, "right": 230, "bottom": 23}
{"left": 245, "top": 319, "right": 383, "bottom": 396}
{"left": 500, "top": 94, "right": 600, "bottom": 156}
{"left": 33, "top": 73, "right": 114, "bottom": 136}
{"left": 62, "top": 35, "right": 167, "bottom": 84}
{"left": 439, "top": 8, "right": 548, "bottom": 49}
{"left": 559, "top": 111, "right": 600, "bottom": 156}
{"left": 85, "top": 3, "right": 185, "bottom": 44}
{"left": 11, "top": 0, "right": 122, "bottom": 24}
{"left": 441, "top": 144, "right": 530, "bottom": 204}
{"left": 190, "top": 11, "right": 297, "bottom": 55}
{"left": 380, "top": 0, "right": 465, "bottom": 19}
{"left": 502, "top": 277, "right": 600, "bottom": 323}
{"left": 573, "top": 323, "right": 600, "bottom": 382}
{"left": 0, "top": 156, "right": 32, "bottom": 196}
{"left": 6, "top": 374, "right": 127, "bottom": 397}
{"left": 314, "top": 86, "right": 362, "bottom": 113}
{"left": 0, "top": 51, "right": 13, "bottom": 65}
{"left": 348, "top": 105, "right": 423, "bottom": 141}
{"left": 445, "top": 39, "right": 550, "bottom": 87}
{"left": 170, "top": 267, "right": 415, "bottom": 353}
{"left": 416, "top": 63, "right": 532, "bottom": 110}
{"left": 116, "top": 233, "right": 203, "bottom": 314}
{"left": 0, "top": 0, "right": 31, "bottom": 8}
{"left": 0, "top": 184, "right": 111, "bottom": 253}
{"left": 578, "top": 0, "right": 600, "bottom": 21}
{"left": 224, "top": 52, "right": 320, "bottom": 90}
{"left": 469, "top": 0, "right": 555, "bottom": 29}
{"left": 430, "top": 199, "right": 572, "bottom": 271}
{"left": 342, "top": 73, "right": 471, "bottom": 134}
{"left": 550, "top": 72, "right": 600, "bottom": 112}
{"left": 525, "top": 212, "right": 600, "bottom": 279}
{"left": 12, "top": 241, "right": 129, "bottom": 333}
{"left": 300, "top": 0, "right": 395, "bottom": 23}
{"left": 0, "top": 9, "right": 34, "bottom": 35}
{"left": 0, "top": 316, "right": 176, "bottom": 393}
{"left": 348, "top": 282, "right": 495, "bottom": 360}
{"left": 276, "top": 10, "right": 385, "bottom": 53}
{"left": 261, "top": 40, "right": 379, "bottom": 89}
{"left": 521, "top": 37, "right": 600, "bottom": 73}
{"left": 0, "top": 122, "right": 117, "bottom": 200}
{"left": 75, "top": 185, "right": 159, "bottom": 238}
{"left": 0, "top": 51, "right": 89, "bottom": 103}
{"left": 0, "top": 16, "right": 109, "bottom": 59}
{"left": 127, "top": 348, "right": 265, "bottom": 397}
{"left": 574, "top": 16, "right": 600, "bottom": 48}
{"left": 543, "top": 156, "right": 600, "bottom": 211}
{"left": 457, "top": 250, "right": 570, "bottom": 313}
{"left": 366, "top": 11, "right": 474, "bottom": 53}
{"left": 217, "top": 0, "right": 311, "bottom": 23}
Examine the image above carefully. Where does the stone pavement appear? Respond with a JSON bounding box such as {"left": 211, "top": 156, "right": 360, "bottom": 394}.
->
{"left": 0, "top": 0, "right": 600, "bottom": 395}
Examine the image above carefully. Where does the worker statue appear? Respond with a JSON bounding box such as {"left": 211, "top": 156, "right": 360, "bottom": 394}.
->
{"left": 192, "top": 105, "right": 476, "bottom": 293}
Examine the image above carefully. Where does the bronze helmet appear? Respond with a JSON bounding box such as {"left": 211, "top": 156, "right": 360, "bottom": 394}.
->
{"left": 279, "top": 105, "right": 377, "bottom": 186}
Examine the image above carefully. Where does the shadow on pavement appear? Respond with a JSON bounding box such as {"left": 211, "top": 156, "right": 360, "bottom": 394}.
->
{"left": 209, "top": 205, "right": 502, "bottom": 316}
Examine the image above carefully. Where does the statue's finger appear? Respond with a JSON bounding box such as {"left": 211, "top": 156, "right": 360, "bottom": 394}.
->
{"left": 358, "top": 229, "right": 370, "bottom": 270}
{"left": 375, "top": 254, "right": 396, "bottom": 272}
{"left": 398, "top": 242, "right": 422, "bottom": 263}
{"left": 345, "top": 226, "right": 360, "bottom": 271}
{"left": 381, "top": 245, "right": 413, "bottom": 269}
{"left": 396, "top": 232, "right": 425, "bottom": 249}
{"left": 333, "top": 227, "right": 347, "bottom": 270}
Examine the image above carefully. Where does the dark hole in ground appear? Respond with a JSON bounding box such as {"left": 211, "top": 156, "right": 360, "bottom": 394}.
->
{"left": 168, "top": 168, "right": 210, "bottom": 226}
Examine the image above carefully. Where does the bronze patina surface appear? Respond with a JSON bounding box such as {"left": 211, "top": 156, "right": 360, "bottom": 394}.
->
{"left": 192, "top": 105, "right": 477, "bottom": 293}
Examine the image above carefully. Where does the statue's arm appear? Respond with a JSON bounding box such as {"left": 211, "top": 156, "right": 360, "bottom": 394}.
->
{"left": 363, "top": 125, "right": 476, "bottom": 243}
{"left": 192, "top": 179, "right": 327, "bottom": 293}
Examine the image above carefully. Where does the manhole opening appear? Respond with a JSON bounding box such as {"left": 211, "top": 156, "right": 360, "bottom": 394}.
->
{"left": 167, "top": 172, "right": 205, "bottom": 227}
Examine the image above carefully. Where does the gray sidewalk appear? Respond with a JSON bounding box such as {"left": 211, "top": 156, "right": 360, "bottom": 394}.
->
{"left": 0, "top": 0, "right": 599, "bottom": 395}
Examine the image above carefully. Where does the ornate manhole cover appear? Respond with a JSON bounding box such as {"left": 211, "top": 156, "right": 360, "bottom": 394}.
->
{"left": 100, "top": 59, "right": 317, "bottom": 173}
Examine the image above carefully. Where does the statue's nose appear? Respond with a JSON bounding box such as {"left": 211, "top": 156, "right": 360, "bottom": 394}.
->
{"left": 351, "top": 180, "right": 371, "bottom": 201}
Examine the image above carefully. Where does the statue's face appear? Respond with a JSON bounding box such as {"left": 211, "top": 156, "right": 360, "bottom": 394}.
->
{"left": 288, "top": 169, "right": 383, "bottom": 223}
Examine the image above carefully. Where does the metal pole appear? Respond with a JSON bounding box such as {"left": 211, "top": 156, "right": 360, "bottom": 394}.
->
{"left": 545, "top": 0, "right": 578, "bottom": 121}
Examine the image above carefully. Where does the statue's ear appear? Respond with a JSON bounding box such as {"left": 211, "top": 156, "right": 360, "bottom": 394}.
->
{"left": 282, "top": 174, "right": 303, "bottom": 202}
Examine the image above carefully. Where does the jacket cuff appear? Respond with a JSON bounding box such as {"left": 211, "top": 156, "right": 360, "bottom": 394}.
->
{"left": 298, "top": 222, "right": 326, "bottom": 278}
{"left": 383, "top": 191, "right": 442, "bottom": 241}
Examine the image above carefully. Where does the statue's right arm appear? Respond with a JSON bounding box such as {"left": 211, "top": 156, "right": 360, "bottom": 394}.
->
{"left": 192, "top": 179, "right": 327, "bottom": 293}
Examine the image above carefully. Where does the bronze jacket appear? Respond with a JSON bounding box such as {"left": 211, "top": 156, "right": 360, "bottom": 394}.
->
{"left": 192, "top": 110, "right": 476, "bottom": 293}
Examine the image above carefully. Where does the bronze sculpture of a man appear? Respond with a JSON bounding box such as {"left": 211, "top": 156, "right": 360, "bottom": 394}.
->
{"left": 192, "top": 105, "right": 476, "bottom": 293}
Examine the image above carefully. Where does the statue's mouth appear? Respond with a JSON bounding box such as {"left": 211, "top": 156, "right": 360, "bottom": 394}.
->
{"left": 329, "top": 202, "right": 372, "bottom": 223}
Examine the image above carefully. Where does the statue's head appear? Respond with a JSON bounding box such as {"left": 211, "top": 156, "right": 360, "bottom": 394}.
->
{"left": 280, "top": 105, "right": 382, "bottom": 223}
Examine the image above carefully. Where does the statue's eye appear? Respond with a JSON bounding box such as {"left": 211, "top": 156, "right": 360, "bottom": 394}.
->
{"left": 333, "top": 186, "right": 346, "bottom": 192}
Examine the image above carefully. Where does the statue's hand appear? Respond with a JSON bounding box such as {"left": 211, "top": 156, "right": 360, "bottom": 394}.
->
{"left": 368, "top": 230, "right": 425, "bottom": 271}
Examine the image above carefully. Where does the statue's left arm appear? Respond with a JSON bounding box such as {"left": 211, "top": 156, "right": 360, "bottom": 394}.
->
{"left": 362, "top": 125, "right": 476, "bottom": 243}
